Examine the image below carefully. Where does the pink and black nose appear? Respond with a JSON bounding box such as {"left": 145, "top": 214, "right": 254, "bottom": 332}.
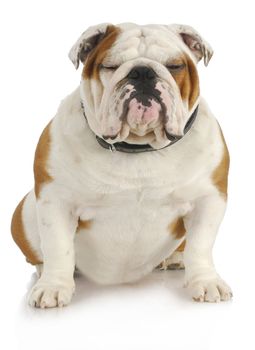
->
{"left": 127, "top": 66, "right": 157, "bottom": 81}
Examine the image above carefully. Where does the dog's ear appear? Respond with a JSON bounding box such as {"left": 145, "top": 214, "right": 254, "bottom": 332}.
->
{"left": 169, "top": 24, "right": 213, "bottom": 66}
{"left": 69, "top": 23, "right": 113, "bottom": 69}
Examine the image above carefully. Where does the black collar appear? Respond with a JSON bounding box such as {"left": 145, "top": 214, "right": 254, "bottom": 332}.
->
{"left": 81, "top": 102, "right": 198, "bottom": 153}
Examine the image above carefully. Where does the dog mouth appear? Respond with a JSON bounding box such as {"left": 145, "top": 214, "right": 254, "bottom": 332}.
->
{"left": 101, "top": 80, "right": 185, "bottom": 148}
{"left": 105, "top": 94, "right": 169, "bottom": 148}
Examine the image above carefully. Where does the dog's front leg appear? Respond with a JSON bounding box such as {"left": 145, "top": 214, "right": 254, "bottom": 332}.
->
{"left": 28, "top": 194, "right": 77, "bottom": 308}
{"left": 183, "top": 193, "right": 232, "bottom": 302}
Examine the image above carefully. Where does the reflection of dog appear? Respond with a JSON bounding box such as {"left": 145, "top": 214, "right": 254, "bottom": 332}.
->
{"left": 11, "top": 23, "right": 232, "bottom": 308}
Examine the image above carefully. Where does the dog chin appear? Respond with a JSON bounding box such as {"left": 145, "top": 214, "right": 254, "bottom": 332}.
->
{"left": 101, "top": 122, "right": 171, "bottom": 149}
{"left": 123, "top": 127, "right": 171, "bottom": 149}
{"left": 125, "top": 131, "right": 156, "bottom": 144}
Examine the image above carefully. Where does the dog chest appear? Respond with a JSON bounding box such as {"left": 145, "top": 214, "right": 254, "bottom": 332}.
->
{"left": 74, "top": 193, "right": 190, "bottom": 284}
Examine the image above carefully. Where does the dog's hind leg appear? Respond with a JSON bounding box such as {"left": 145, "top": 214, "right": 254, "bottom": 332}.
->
{"left": 157, "top": 240, "right": 185, "bottom": 270}
{"left": 11, "top": 190, "right": 43, "bottom": 268}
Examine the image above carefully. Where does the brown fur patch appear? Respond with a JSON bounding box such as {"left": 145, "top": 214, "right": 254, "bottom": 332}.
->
{"left": 11, "top": 195, "right": 42, "bottom": 265}
{"left": 82, "top": 25, "right": 121, "bottom": 80}
{"left": 34, "top": 121, "right": 53, "bottom": 198}
{"left": 212, "top": 127, "right": 230, "bottom": 200}
{"left": 171, "top": 55, "right": 200, "bottom": 110}
{"left": 77, "top": 218, "right": 93, "bottom": 232}
{"left": 175, "top": 239, "right": 186, "bottom": 252}
{"left": 169, "top": 217, "right": 186, "bottom": 239}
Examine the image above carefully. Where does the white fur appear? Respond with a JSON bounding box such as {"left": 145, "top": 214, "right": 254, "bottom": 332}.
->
{"left": 22, "top": 23, "right": 231, "bottom": 307}
{"left": 27, "top": 91, "right": 231, "bottom": 306}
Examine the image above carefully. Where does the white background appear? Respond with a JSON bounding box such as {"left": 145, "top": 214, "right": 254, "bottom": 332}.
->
{"left": 0, "top": 1, "right": 254, "bottom": 349}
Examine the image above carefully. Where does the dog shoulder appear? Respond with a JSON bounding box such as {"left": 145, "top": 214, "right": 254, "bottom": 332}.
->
{"left": 198, "top": 98, "right": 230, "bottom": 199}
{"left": 173, "top": 98, "right": 230, "bottom": 200}
{"left": 33, "top": 87, "right": 86, "bottom": 199}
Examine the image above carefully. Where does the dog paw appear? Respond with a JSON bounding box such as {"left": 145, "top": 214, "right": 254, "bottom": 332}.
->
{"left": 185, "top": 277, "right": 233, "bottom": 303}
{"left": 28, "top": 280, "right": 75, "bottom": 308}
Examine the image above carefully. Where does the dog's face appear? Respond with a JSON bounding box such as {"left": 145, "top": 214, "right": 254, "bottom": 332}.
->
{"left": 69, "top": 23, "right": 213, "bottom": 149}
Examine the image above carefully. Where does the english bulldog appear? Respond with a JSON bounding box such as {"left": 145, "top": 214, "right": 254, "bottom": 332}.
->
{"left": 11, "top": 23, "right": 232, "bottom": 308}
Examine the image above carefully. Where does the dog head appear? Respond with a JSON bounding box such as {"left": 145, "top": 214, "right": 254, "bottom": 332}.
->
{"left": 69, "top": 23, "right": 213, "bottom": 149}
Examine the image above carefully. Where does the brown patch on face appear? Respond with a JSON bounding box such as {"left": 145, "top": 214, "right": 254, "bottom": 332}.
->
{"left": 11, "top": 194, "right": 42, "bottom": 265}
{"left": 171, "top": 55, "right": 200, "bottom": 110}
{"left": 82, "top": 25, "right": 121, "bottom": 80}
{"left": 34, "top": 121, "right": 53, "bottom": 199}
{"left": 212, "top": 127, "right": 230, "bottom": 200}
{"left": 169, "top": 216, "right": 186, "bottom": 239}
{"left": 77, "top": 218, "right": 93, "bottom": 232}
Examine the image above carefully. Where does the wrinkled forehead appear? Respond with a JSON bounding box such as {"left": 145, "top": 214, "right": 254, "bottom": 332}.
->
{"left": 105, "top": 23, "right": 191, "bottom": 65}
